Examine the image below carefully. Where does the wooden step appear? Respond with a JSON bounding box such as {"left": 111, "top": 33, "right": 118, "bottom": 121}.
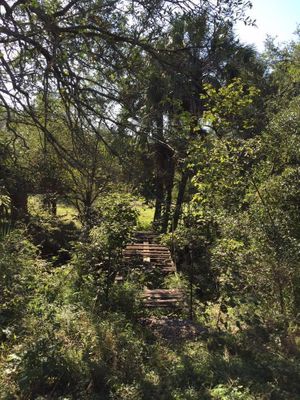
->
{"left": 118, "top": 232, "right": 180, "bottom": 310}
{"left": 143, "top": 289, "right": 184, "bottom": 297}
{"left": 134, "top": 231, "right": 159, "bottom": 243}
{"left": 122, "top": 262, "right": 176, "bottom": 273}
{"left": 125, "top": 244, "right": 167, "bottom": 249}
{"left": 124, "top": 251, "right": 170, "bottom": 256}
{"left": 142, "top": 289, "right": 184, "bottom": 308}
{"left": 123, "top": 238, "right": 176, "bottom": 277}
{"left": 124, "top": 251, "right": 173, "bottom": 258}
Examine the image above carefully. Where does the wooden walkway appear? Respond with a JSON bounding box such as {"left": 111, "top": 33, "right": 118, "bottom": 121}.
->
{"left": 122, "top": 231, "right": 184, "bottom": 309}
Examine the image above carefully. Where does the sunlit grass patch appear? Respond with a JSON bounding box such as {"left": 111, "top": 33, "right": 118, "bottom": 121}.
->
{"left": 28, "top": 195, "right": 79, "bottom": 226}
{"left": 56, "top": 202, "right": 78, "bottom": 223}
{"left": 137, "top": 204, "right": 154, "bottom": 230}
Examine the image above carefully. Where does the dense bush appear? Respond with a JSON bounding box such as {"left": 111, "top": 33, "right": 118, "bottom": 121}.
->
{"left": 72, "top": 195, "right": 139, "bottom": 308}
{"left": 1, "top": 225, "right": 300, "bottom": 399}
{"left": 28, "top": 214, "right": 79, "bottom": 265}
{"left": 0, "top": 229, "right": 44, "bottom": 330}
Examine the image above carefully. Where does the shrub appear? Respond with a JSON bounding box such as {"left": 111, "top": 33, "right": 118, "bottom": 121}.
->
{"left": 28, "top": 214, "right": 79, "bottom": 265}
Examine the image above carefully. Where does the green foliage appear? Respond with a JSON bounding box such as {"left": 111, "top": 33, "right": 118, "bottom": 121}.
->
{"left": 0, "top": 190, "right": 11, "bottom": 239}
{"left": 73, "top": 194, "right": 139, "bottom": 309}
{"left": 0, "top": 192, "right": 10, "bottom": 211}
{"left": 1, "top": 298, "right": 146, "bottom": 398}
{"left": 1, "top": 228, "right": 300, "bottom": 399}
{"left": 106, "top": 281, "right": 143, "bottom": 319}
{"left": 191, "top": 135, "right": 259, "bottom": 211}
{"left": 0, "top": 228, "right": 144, "bottom": 399}
{"left": 201, "top": 78, "right": 260, "bottom": 135}
{"left": 94, "top": 194, "right": 139, "bottom": 249}
{"left": 0, "top": 229, "right": 44, "bottom": 329}
{"left": 1, "top": 10, "right": 300, "bottom": 400}
{"left": 137, "top": 204, "right": 155, "bottom": 230}
{"left": 210, "top": 383, "right": 255, "bottom": 400}
{"left": 28, "top": 213, "right": 79, "bottom": 265}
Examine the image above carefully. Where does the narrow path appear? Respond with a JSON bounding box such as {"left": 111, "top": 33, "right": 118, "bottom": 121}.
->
{"left": 124, "top": 232, "right": 207, "bottom": 342}
{"left": 123, "top": 231, "right": 184, "bottom": 309}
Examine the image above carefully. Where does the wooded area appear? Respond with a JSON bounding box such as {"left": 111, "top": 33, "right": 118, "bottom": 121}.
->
{"left": 0, "top": 1, "right": 300, "bottom": 399}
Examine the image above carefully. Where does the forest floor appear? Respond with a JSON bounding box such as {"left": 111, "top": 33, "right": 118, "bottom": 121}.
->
{"left": 141, "top": 317, "right": 208, "bottom": 342}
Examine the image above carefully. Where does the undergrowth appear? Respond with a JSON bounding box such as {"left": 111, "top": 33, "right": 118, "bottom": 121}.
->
{"left": 0, "top": 221, "right": 299, "bottom": 399}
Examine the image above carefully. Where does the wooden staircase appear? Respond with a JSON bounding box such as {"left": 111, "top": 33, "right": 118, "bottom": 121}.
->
{"left": 122, "top": 231, "right": 184, "bottom": 309}
{"left": 123, "top": 244, "right": 176, "bottom": 273}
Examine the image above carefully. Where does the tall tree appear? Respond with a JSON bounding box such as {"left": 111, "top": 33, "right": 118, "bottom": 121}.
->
{"left": 0, "top": 1, "right": 253, "bottom": 153}
{"left": 119, "top": 13, "right": 263, "bottom": 232}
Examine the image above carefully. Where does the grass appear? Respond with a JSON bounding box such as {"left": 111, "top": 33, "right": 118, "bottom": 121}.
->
{"left": 56, "top": 202, "right": 78, "bottom": 223}
{"left": 29, "top": 195, "right": 155, "bottom": 230}
{"left": 28, "top": 196, "right": 79, "bottom": 225}
{"left": 136, "top": 203, "right": 154, "bottom": 230}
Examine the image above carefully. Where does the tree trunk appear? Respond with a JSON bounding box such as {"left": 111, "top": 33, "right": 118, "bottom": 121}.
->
{"left": 81, "top": 189, "right": 94, "bottom": 229}
{"left": 42, "top": 195, "right": 51, "bottom": 211}
{"left": 153, "top": 182, "right": 163, "bottom": 229}
{"left": 10, "top": 188, "right": 28, "bottom": 223}
{"left": 42, "top": 194, "right": 57, "bottom": 216}
{"left": 51, "top": 197, "right": 57, "bottom": 216}
{"left": 153, "top": 113, "right": 165, "bottom": 231}
{"left": 172, "top": 170, "right": 189, "bottom": 231}
{"left": 161, "top": 154, "right": 175, "bottom": 233}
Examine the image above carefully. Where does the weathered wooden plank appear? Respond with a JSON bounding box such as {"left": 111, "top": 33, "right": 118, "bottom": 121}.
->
{"left": 143, "top": 291, "right": 183, "bottom": 297}
{"left": 143, "top": 294, "right": 183, "bottom": 299}
{"left": 120, "top": 232, "right": 184, "bottom": 310}
{"left": 124, "top": 252, "right": 170, "bottom": 257}
{"left": 143, "top": 298, "right": 184, "bottom": 308}
{"left": 123, "top": 252, "right": 169, "bottom": 255}
{"left": 125, "top": 253, "right": 170, "bottom": 255}
{"left": 143, "top": 289, "right": 184, "bottom": 303}
{"left": 143, "top": 289, "right": 184, "bottom": 294}
{"left": 124, "top": 255, "right": 171, "bottom": 259}
{"left": 144, "top": 300, "right": 180, "bottom": 305}
{"left": 140, "top": 252, "right": 170, "bottom": 255}
{"left": 125, "top": 244, "right": 168, "bottom": 248}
